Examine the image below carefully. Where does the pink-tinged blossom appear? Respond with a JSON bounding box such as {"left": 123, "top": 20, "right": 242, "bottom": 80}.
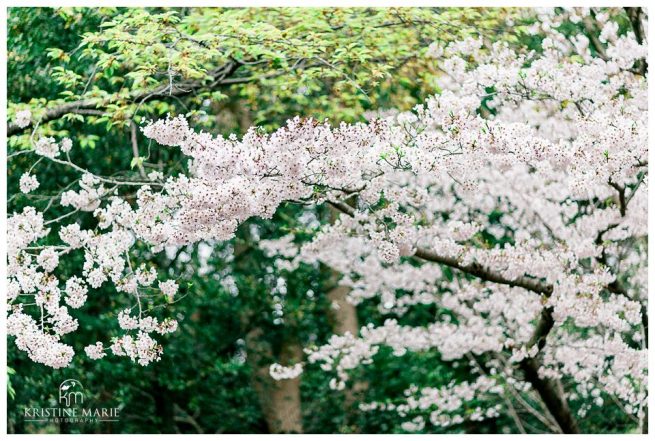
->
{"left": 60, "top": 137, "right": 73, "bottom": 153}
{"left": 34, "top": 137, "right": 60, "bottom": 158}
{"left": 361, "top": 376, "right": 504, "bottom": 430}
{"left": 37, "top": 248, "right": 59, "bottom": 273}
{"left": 60, "top": 173, "right": 104, "bottom": 212}
{"left": 110, "top": 332, "right": 163, "bottom": 366}
{"left": 118, "top": 309, "right": 139, "bottom": 330}
{"left": 19, "top": 173, "right": 39, "bottom": 194}
{"left": 65, "top": 276, "right": 88, "bottom": 309}
{"left": 7, "top": 309, "right": 74, "bottom": 369}
{"left": 140, "top": 115, "right": 189, "bottom": 146}
{"left": 159, "top": 280, "right": 178, "bottom": 301}
{"left": 84, "top": 342, "right": 106, "bottom": 360}
{"left": 14, "top": 109, "right": 31, "bottom": 128}
{"left": 269, "top": 362, "right": 304, "bottom": 380}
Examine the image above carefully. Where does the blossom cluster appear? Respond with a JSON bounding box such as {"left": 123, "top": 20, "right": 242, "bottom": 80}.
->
{"left": 14, "top": 109, "right": 32, "bottom": 129}
{"left": 269, "top": 362, "right": 304, "bottom": 380}
{"left": 360, "top": 376, "right": 504, "bottom": 430}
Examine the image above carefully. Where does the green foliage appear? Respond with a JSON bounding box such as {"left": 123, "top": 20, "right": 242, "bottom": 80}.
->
{"left": 9, "top": 6, "right": 524, "bottom": 141}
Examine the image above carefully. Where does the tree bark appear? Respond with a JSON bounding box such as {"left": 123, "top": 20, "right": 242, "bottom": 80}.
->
{"left": 519, "top": 309, "right": 580, "bottom": 434}
{"left": 245, "top": 328, "right": 303, "bottom": 433}
{"left": 325, "top": 283, "right": 370, "bottom": 433}
{"left": 520, "top": 357, "right": 579, "bottom": 433}
{"left": 234, "top": 233, "right": 303, "bottom": 434}
{"left": 326, "top": 204, "right": 361, "bottom": 338}
{"left": 327, "top": 284, "right": 360, "bottom": 336}
{"left": 324, "top": 203, "right": 371, "bottom": 431}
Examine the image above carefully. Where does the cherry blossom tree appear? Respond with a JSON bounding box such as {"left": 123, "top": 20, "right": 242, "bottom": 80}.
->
{"left": 7, "top": 7, "right": 648, "bottom": 434}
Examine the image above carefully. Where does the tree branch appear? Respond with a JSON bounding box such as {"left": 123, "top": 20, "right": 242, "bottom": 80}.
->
{"left": 8, "top": 61, "right": 241, "bottom": 137}
{"left": 327, "top": 199, "right": 582, "bottom": 432}
{"left": 328, "top": 200, "right": 553, "bottom": 295}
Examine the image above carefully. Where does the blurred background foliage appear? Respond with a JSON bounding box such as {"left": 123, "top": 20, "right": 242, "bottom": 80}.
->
{"left": 6, "top": 6, "right": 641, "bottom": 434}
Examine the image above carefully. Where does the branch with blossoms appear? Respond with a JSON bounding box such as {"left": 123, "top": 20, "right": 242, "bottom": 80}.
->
{"left": 7, "top": 9, "right": 648, "bottom": 434}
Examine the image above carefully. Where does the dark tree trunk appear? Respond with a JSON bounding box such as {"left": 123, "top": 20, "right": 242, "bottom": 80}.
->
{"left": 519, "top": 309, "right": 580, "bottom": 434}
